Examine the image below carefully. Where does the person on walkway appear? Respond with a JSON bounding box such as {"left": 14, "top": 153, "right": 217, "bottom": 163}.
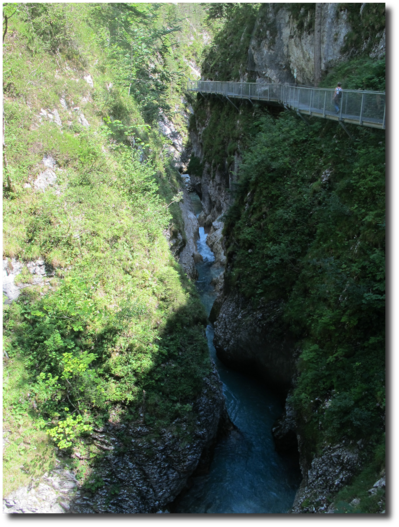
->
{"left": 333, "top": 83, "right": 343, "bottom": 114}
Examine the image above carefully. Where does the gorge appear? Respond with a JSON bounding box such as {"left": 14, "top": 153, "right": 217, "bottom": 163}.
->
{"left": 3, "top": 3, "right": 386, "bottom": 515}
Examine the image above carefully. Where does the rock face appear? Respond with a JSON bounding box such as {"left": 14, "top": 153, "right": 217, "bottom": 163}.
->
{"left": 4, "top": 468, "right": 79, "bottom": 514}
{"left": 178, "top": 188, "right": 201, "bottom": 280}
{"left": 206, "top": 219, "right": 226, "bottom": 267}
{"left": 272, "top": 399, "right": 363, "bottom": 514}
{"left": 291, "top": 443, "right": 360, "bottom": 514}
{"left": 4, "top": 363, "right": 228, "bottom": 514}
{"left": 212, "top": 292, "right": 296, "bottom": 392}
{"left": 272, "top": 395, "right": 298, "bottom": 454}
{"left": 3, "top": 258, "right": 55, "bottom": 304}
{"left": 247, "top": 4, "right": 385, "bottom": 85}
{"left": 189, "top": 114, "right": 233, "bottom": 223}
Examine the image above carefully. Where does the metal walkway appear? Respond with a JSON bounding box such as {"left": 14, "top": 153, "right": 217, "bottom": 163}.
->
{"left": 187, "top": 80, "right": 386, "bottom": 130}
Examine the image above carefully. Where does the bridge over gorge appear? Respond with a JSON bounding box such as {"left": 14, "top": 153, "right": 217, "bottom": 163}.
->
{"left": 187, "top": 80, "right": 386, "bottom": 131}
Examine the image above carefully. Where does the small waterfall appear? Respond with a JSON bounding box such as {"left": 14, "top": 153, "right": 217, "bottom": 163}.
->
{"left": 175, "top": 193, "right": 301, "bottom": 514}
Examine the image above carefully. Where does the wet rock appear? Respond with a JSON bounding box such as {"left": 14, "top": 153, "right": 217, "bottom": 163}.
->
{"left": 206, "top": 219, "right": 226, "bottom": 266}
{"left": 197, "top": 211, "right": 206, "bottom": 227}
{"left": 213, "top": 292, "right": 296, "bottom": 390}
{"left": 272, "top": 395, "right": 298, "bottom": 453}
{"left": 177, "top": 189, "right": 201, "bottom": 280}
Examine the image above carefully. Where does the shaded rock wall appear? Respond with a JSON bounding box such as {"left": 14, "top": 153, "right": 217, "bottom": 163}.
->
{"left": 212, "top": 293, "right": 296, "bottom": 392}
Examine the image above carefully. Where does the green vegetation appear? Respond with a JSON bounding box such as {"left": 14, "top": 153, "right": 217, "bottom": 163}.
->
{"left": 339, "top": 3, "right": 385, "bottom": 56}
{"left": 224, "top": 111, "right": 385, "bottom": 451}
{"left": 201, "top": 3, "right": 260, "bottom": 81}
{"left": 320, "top": 56, "right": 385, "bottom": 91}
{"left": 187, "top": 154, "right": 204, "bottom": 179}
{"left": 189, "top": 95, "right": 258, "bottom": 174}
{"left": 3, "top": 3, "right": 212, "bottom": 495}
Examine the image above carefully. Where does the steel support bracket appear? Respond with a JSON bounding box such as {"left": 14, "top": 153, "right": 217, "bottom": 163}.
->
{"left": 339, "top": 121, "right": 353, "bottom": 140}
{"left": 296, "top": 110, "right": 310, "bottom": 125}
{"left": 225, "top": 95, "right": 239, "bottom": 112}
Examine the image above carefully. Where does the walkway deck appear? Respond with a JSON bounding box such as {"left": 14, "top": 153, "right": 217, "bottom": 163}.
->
{"left": 187, "top": 80, "right": 386, "bottom": 130}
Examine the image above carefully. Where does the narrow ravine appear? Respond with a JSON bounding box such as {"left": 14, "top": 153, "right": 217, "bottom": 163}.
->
{"left": 175, "top": 193, "right": 301, "bottom": 514}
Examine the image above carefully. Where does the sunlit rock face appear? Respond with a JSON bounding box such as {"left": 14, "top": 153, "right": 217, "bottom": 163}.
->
{"left": 248, "top": 3, "right": 384, "bottom": 86}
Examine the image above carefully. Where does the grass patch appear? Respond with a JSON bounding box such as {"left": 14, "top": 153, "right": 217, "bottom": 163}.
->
{"left": 3, "top": 358, "right": 59, "bottom": 496}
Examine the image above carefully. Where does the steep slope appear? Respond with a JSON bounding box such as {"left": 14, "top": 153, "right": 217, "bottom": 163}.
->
{"left": 3, "top": 3, "right": 226, "bottom": 513}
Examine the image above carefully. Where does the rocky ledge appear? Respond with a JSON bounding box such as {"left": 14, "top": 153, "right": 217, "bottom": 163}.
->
{"left": 4, "top": 362, "right": 228, "bottom": 514}
{"left": 212, "top": 292, "right": 296, "bottom": 391}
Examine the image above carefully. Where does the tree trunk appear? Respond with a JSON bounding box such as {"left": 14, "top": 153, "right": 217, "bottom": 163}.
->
{"left": 314, "top": 3, "right": 323, "bottom": 87}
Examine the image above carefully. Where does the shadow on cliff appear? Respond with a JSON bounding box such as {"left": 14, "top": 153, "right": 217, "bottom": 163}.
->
{"left": 53, "top": 288, "right": 233, "bottom": 514}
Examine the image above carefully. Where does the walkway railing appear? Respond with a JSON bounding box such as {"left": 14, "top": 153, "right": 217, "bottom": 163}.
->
{"left": 187, "top": 80, "right": 386, "bottom": 130}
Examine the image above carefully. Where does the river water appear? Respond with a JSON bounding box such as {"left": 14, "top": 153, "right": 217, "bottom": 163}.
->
{"left": 175, "top": 193, "right": 301, "bottom": 514}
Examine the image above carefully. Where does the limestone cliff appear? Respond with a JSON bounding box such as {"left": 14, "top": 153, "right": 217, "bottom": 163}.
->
{"left": 246, "top": 3, "right": 383, "bottom": 85}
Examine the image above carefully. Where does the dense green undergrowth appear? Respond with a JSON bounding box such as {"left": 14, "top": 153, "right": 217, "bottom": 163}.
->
{"left": 3, "top": 3, "right": 212, "bottom": 496}
{"left": 219, "top": 111, "right": 385, "bottom": 510}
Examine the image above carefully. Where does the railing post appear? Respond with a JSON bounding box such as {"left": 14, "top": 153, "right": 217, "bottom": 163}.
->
{"left": 338, "top": 91, "right": 343, "bottom": 121}
{"left": 309, "top": 89, "right": 313, "bottom": 115}
{"left": 323, "top": 91, "right": 326, "bottom": 117}
{"left": 359, "top": 92, "right": 365, "bottom": 125}
{"left": 382, "top": 103, "right": 386, "bottom": 129}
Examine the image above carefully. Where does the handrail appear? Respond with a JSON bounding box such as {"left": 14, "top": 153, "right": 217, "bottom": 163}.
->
{"left": 187, "top": 79, "right": 386, "bottom": 130}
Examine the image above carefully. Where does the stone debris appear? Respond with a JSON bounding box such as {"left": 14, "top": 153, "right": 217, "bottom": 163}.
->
{"left": 60, "top": 97, "right": 68, "bottom": 110}
{"left": 34, "top": 168, "right": 57, "bottom": 191}
{"left": 2, "top": 258, "right": 54, "bottom": 304}
{"left": 83, "top": 74, "right": 93, "bottom": 87}
{"left": 40, "top": 108, "right": 62, "bottom": 127}
{"left": 78, "top": 112, "right": 89, "bottom": 128}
